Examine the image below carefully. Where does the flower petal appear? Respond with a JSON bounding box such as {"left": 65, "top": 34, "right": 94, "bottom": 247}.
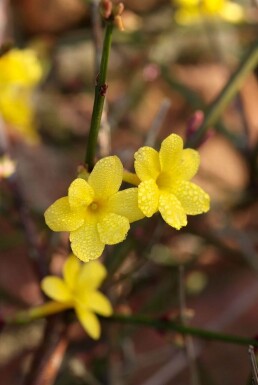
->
{"left": 97, "top": 213, "right": 130, "bottom": 245}
{"left": 220, "top": 2, "right": 244, "bottom": 23}
{"left": 159, "top": 134, "right": 183, "bottom": 173}
{"left": 177, "top": 149, "right": 200, "bottom": 180}
{"left": 68, "top": 178, "right": 94, "bottom": 209}
{"left": 70, "top": 223, "right": 105, "bottom": 262}
{"left": 134, "top": 147, "right": 160, "bottom": 181}
{"left": 174, "top": 7, "right": 201, "bottom": 25}
{"left": 0, "top": 49, "right": 42, "bottom": 86}
{"left": 84, "top": 291, "right": 113, "bottom": 316}
{"left": 41, "top": 277, "right": 72, "bottom": 302}
{"left": 88, "top": 156, "right": 123, "bottom": 199}
{"left": 108, "top": 188, "right": 145, "bottom": 223}
{"left": 75, "top": 307, "right": 101, "bottom": 340}
{"left": 44, "top": 197, "right": 85, "bottom": 232}
{"left": 138, "top": 180, "right": 159, "bottom": 217}
{"left": 159, "top": 192, "right": 187, "bottom": 230}
{"left": 173, "top": 181, "right": 210, "bottom": 215}
{"left": 63, "top": 254, "right": 81, "bottom": 290}
{"left": 77, "top": 260, "right": 107, "bottom": 290}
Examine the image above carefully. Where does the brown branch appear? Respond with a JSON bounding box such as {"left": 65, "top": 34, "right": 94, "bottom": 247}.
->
{"left": 22, "top": 316, "right": 69, "bottom": 385}
{"left": 0, "top": 113, "right": 48, "bottom": 280}
{"left": 8, "top": 175, "right": 48, "bottom": 280}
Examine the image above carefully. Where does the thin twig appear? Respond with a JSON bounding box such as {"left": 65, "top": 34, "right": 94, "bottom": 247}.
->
{"left": 187, "top": 40, "right": 258, "bottom": 148}
{"left": 6, "top": 300, "right": 258, "bottom": 348}
{"left": 235, "top": 93, "right": 250, "bottom": 150}
{"left": 23, "top": 316, "right": 69, "bottom": 385}
{"left": 144, "top": 99, "right": 171, "bottom": 147}
{"left": 0, "top": 0, "right": 8, "bottom": 47}
{"left": 249, "top": 346, "right": 258, "bottom": 385}
{"left": 8, "top": 174, "right": 48, "bottom": 280}
{"left": 0, "top": 116, "right": 8, "bottom": 155}
{"left": 98, "top": 94, "right": 111, "bottom": 157}
{"left": 0, "top": 115, "right": 48, "bottom": 280}
{"left": 140, "top": 278, "right": 258, "bottom": 385}
{"left": 178, "top": 265, "right": 200, "bottom": 385}
{"left": 90, "top": 0, "right": 111, "bottom": 158}
{"left": 85, "top": 21, "right": 113, "bottom": 169}
{"left": 107, "top": 313, "right": 258, "bottom": 348}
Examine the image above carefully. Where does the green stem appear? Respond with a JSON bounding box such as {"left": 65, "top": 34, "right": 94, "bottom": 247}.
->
{"left": 6, "top": 305, "right": 258, "bottom": 347}
{"left": 122, "top": 170, "right": 140, "bottom": 185}
{"left": 6, "top": 301, "right": 71, "bottom": 325}
{"left": 187, "top": 40, "right": 258, "bottom": 148}
{"left": 108, "top": 313, "right": 258, "bottom": 348}
{"left": 85, "top": 22, "right": 114, "bottom": 170}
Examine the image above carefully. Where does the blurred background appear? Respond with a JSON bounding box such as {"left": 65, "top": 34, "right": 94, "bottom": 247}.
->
{"left": 0, "top": 0, "right": 258, "bottom": 384}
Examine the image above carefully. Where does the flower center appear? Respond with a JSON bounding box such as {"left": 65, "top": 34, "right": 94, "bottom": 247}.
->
{"left": 89, "top": 202, "right": 99, "bottom": 212}
{"left": 85, "top": 199, "right": 108, "bottom": 223}
{"left": 156, "top": 172, "right": 172, "bottom": 191}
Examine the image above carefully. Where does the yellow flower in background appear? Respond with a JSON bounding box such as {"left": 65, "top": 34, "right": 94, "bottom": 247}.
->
{"left": 41, "top": 255, "right": 112, "bottom": 339}
{"left": 0, "top": 49, "right": 42, "bottom": 143}
{"left": 45, "top": 156, "right": 144, "bottom": 262}
{"left": 173, "top": 0, "right": 244, "bottom": 24}
{"left": 134, "top": 134, "right": 210, "bottom": 230}
{"left": 0, "top": 87, "right": 39, "bottom": 142}
{"left": 0, "top": 49, "right": 42, "bottom": 86}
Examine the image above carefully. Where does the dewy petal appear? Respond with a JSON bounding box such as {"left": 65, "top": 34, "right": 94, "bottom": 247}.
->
{"left": 134, "top": 147, "right": 160, "bottom": 181}
{"left": 63, "top": 254, "right": 81, "bottom": 290}
{"left": 159, "top": 134, "right": 183, "bottom": 173}
{"left": 44, "top": 197, "right": 85, "bottom": 232}
{"left": 68, "top": 178, "right": 94, "bottom": 209}
{"left": 173, "top": 181, "right": 210, "bottom": 215}
{"left": 97, "top": 213, "right": 130, "bottom": 245}
{"left": 138, "top": 180, "right": 159, "bottom": 217}
{"left": 85, "top": 291, "right": 113, "bottom": 316}
{"left": 75, "top": 306, "right": 101, "bottom": 340}
{"left": 159, "top": 192, "right": 187, "bottom": 230}
{"left": 70, "top": 223, "right": 105, "bottom": 262}
{"left": 76, "top": 260, "right": 107, "bottom": 291}
{"left": 41, "top": 277, "right": 73, "bottom": 303}
{"left": 108, "top": 188, "right": 145, "bottom": 223}
{"left": 88, "top": 156, "right": 123, "bottom": 199}
{"left": 177, "top": 149, "right": 200, "bottom": 181}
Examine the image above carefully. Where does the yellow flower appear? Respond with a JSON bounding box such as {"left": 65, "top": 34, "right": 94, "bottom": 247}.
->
{"left": 0, "top": 49, "right": 42, "bottom": 86}
{"left": 0, "top": 49, "right": 42, "bottom": 143}
{"left": 134, "top": 134, "right": 210, "bottom": 230}
{"left": 0, "top": 87, "right": 39, "bottom": 143}
{"left": 41, "top": 255, "right": 112, "bottom": 339}
{"left": 45, "top": 156, "right": 144, "bottom": 262}
{"left": 174, "top": 0, "right": 244, "bottom": 24}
